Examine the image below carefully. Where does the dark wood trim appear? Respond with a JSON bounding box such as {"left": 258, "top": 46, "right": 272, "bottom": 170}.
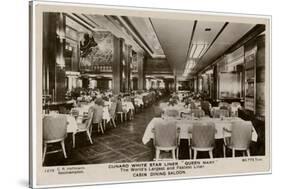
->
{"left": 148, "top": 17, "right": 163, "bottom": 53}
{"left": 186, "top": 20, "right": 197, "bottom": 60}
{"left": 196, "top": 22, "right": 229, "bottom": 73}
{"left": 81, "top": 14, "right": 101, "bottom": 28}
{"left": 65, "top": 13, "right": 93, "bottom": 32}
{"left": 72, "top": 13, "right": 97, "bottom": 30}
{"left": 227, "top": 24, "right": 265, "bottom": 53}
{"left": 121, "top": 16, "right": 154, "bottom": 55}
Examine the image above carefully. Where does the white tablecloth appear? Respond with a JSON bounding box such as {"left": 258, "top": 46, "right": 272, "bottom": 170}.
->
{"left": 160, "top": 103, "right": 190, "bottom": 114}
{"left": 122, "top": 101, "right": 135, "bottom": 113}
{"left": 134, "top": 98, "right": 144, "bottom": 106}
{"left": 66, "top": 115, "right": 79, "bottom": 134}
{"left": 102, "top": 106, "right": 110, "bottom": 122}
{"left": 142, "top": 117, "right": 258, "bottom": 144}
{"left": 73, "top": 104, "right": 110, "bottom": 122}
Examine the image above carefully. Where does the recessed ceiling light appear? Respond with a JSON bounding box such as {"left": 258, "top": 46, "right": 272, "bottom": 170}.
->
{"left": 205, "top": 28, "right": 211, "bottom": 31}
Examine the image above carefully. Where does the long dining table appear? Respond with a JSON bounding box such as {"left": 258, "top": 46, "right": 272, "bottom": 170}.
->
{"left": 142, "top": 116, "right": 258, "bottom": 144}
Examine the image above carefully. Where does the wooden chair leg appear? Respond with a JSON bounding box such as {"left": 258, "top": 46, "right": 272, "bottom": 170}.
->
{"left": 103, "top": 119, "right": 106, "bottom": 131}
{"left": 209, "top": 150, "right": 213, "bottom": 159}
{"left": 112, "top": 118, "right": 117, "bottom": 128}
{"left": 99, "top": 123, "right": 104, "bottom": 134}
{"left": 156, "top": 149, "right": 160, "bottom": 161}
{"left": 42, "top": 143, "right": 47, "bottom": 163}
{"left": 232, "top": 149, "right": 235, "bottom": 157}
{"left": 128, "top": 110, "right": 131, "bottom": 120}
{"left": 188, "top": 139, "right": 192, "bottom": 159}
{"left": 172, "top": 149, "right": 176, "bottom": 160}
{"left": 246, "top": 149, "right": 250, "bottom": 157}
{"left": 72, "top": 133, "right": 76, "bottom": 148}
{"left": 89, "top": 124, "right": 93, "bottom": 135}
{"left": 176, "top": 148, "right": 179, "bottom": 159}
{"left": 193, "top": 150, "right": 197, "bottom": 159}
{"left": 223, "top": 145, "right": 226, "bottom": 157}
{"left": 86, "top": 130, "right": 93, "bottom": 144}
{"left": 61, "top": 140, "right": 67, "bottom": 158}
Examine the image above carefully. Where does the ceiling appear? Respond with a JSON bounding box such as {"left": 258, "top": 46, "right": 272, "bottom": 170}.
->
{"left": 150, "top": 18, "right": 194, "bottom": 77}
{"left": 66, "top": 13, "right": 255, "bottom": 79}
{"left": 149, "top": 18, "right": 254, "bottom": 79}
{"left": 127, "top": 17, "right": 165, "bottom": 57}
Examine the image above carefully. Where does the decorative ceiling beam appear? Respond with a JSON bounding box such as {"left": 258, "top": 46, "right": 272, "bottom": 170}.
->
{"left": 185, "top": 20, "right": 197, "bottom": 62}
{"left": 65, "top": 13, "right": 94, "bottom": 32}
{"left": 121, "top": 16, "right": 154, "bottom": 54}
{"left": 103, "top": 15, "right": 143, "bottom": 53}
{"left": 116, "top": 16, "right": 164, "bottom": 58}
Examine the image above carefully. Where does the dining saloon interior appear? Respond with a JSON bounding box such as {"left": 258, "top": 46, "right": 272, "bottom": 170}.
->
{"left": 42, "top": 12, "right": 266, "bottom": 166}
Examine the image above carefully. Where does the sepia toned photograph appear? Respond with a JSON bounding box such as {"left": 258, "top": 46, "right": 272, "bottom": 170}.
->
{"left": 29, "top": 1, "right": 271, "bottom": 187}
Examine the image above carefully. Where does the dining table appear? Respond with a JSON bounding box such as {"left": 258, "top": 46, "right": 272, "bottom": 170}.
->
{"left": 72, "top": 103, "right": 111, "bottom": 123}
{"left": 142, "top": 116, "right": 258, "bottom": 144}
{"left": 122, "top": 101, "right": 135, "bottom": 113}
{"left": 160, "top": 102, "right": 192, "bottom": 115}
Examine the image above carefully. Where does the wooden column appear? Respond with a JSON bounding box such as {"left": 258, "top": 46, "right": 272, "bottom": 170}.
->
{"left": 43, "top": 12, "right": 66, "bottom": 102}
{"left": 126, "top": 45, "right": 132, "bottom": 92}
{"left": 174, "top": 75, "right": 177, "bottom": 91}
{"left": 112, "top": 36, "right": 122, "bottom": 94}
{"left": 137, "top": 53, "right": 144, "bottom": 90}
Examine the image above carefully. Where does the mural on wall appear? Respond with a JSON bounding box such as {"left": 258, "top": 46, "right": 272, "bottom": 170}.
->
{"left": 80, "top": 31, "right": 113, "bottom": 71}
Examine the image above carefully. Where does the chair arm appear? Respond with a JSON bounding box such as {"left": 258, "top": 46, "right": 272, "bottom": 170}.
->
{"left": 177, "top": 127, "right": 181, "bottom": 145}
{"left": 222, "top": 128, "right": 231, "bottom": 146}
{"left": 151, "top": 128, "right": 156, "bottom": 146}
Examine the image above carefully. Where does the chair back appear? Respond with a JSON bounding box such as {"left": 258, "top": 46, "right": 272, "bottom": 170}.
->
{"left": 58, "top": 106, "right": 68, "bottom": 114}
{"left": 201, "top": 101, "right": 211, "bottom": 116}
{"left": 109, "top": 102, "right": 117, "bottom": 118}
{"left": 153, "top": 106, "right": 163, "bottom": 117}
{"left": 231, "top": 102, "right": 241, "bottom": 107}
{"left": 43, "top": 115, "right": 67, "bottom": 141}
{"left": 211, "top": 109, "right": 230, "bottom": 118}
{"left": 88, "top": 105, "right": 95, "bottom": 119}
{"left": 84, "top": 111, "right": 94, "bottom": 130}
{"left": 230, "top": 122, "right": 252, "bottom": 149}
{"left": 71, "top": 108, "right": 79, "bottom": 119}
{"left": 219, "top": 102, "right": 230, "bottom": 108}
{"left": 92, "top": 105, "right": 103, "bottom": 123}
{"left": 219, "top": 102, "right": 230, "bottom": 111}
{"left": 192, "top": 122, "right": 216, "bottom": 148}
{"left": 230, "top": 102, "right": 241, "bottom": 117}
{"left": 165, "top": 109, "right": 180, "bottom": 118}
{"left": 116, "top": 100, "right": 123, "bottom": 112}
{"left": 124, "top": 96, "right": 131, "bottom": 102}
{"left": 189, "top": 102, "right": 198, "bottom": 109}
{"left": 159, "top": 102, "right": 167, "bottom": 109}
{"left": 154, "top": 120, "right": 178, "bottom": 147}
{"left": 190, "top": 109, "right": 205, "bottom": 118}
